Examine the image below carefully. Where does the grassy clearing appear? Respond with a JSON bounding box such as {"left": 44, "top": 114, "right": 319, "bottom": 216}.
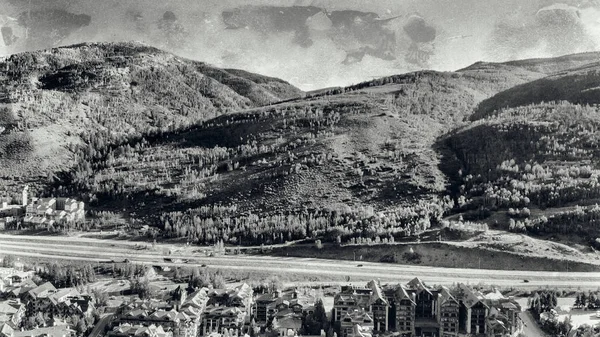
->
{"left": 270, "top": 242, "right": 600, "bottom": 272}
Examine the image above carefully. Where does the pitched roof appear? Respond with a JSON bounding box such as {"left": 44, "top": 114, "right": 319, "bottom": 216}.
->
{"left": 367, "top": 280, "right": 388, "bottom": 306}
{"left": 28, "top": 282, "right": 57, "bottom": 299}
{"left": 406, "top": 278, "right": 432, "bottom": 295}
{"left": 484, "top": 289, "right": 505, "bottom": 301}
{"left": 395, "top": 285, "right": 416, "bottom": 305}
{"left": 458, "top": 284, "right": 487, "bottom": 309}
{"left": 13, "top": 326, "right": 75, "bottom": 337}
{"left": 342, "top": 309, "right": 373, "bottom": 324}
{"left": 182, "top": 288, "right": 209, "bottom": 309}
{"left": 0, "top": 302, "right": 18, "bottom": 315}
{"left": 0, "top": 323, "right": 14, "bottom": 337}
{"left": 439, "top": 286, "right": 458, "bottom": 304}
{"left": 115, "top": 323, "right": 169, "bottom": 337}
{"left": 49, "top": 288, "right": 80, "bottom": 304}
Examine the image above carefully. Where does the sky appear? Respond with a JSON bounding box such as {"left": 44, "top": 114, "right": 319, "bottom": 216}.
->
{"left": 1, "top": 0, "right": 599, "bottom": 91}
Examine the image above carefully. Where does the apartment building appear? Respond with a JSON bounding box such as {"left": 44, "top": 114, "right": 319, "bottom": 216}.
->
{"left": 24, "top": 197, "right": 85, "bottom": 228}
{"left": 332, "top": 279, "right": 521, "bottom": 337}
{"left": 0, "top": 186, "right": 85, "bottom": 230}
{"left": 200, "top": 284, "right": 253, "bottom": 336}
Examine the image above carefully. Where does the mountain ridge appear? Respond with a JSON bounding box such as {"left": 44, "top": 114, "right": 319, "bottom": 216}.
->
{"left": 0, "top": 41, "right": 302, "bottom": 196}
{"left": 1, "top": 42, "right": 600, "bottom": 254}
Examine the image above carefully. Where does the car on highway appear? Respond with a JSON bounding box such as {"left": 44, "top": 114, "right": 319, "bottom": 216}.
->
{"left": 357, "top": 264, "right": 363, "bottom": 267}
{"left": 596, "top": 311, "right": 600, "bottom": 318}
{"left": 523, "top": 279, "right": 530, "bottom": 283}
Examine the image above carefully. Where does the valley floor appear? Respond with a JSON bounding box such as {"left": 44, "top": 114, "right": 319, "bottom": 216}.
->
{"left": 1, "top": 233, "right": 599, "bottom": 290}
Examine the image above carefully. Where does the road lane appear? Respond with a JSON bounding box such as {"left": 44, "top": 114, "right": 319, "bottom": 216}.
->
{"left": 1, "top": 234, "right": 599, "bottom": 289}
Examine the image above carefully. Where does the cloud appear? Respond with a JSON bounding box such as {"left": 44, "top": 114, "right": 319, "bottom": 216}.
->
{"left": 1, "top": 0, "right": 598, "bottom": 91}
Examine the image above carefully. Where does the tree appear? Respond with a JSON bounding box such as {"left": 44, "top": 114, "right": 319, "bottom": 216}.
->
{"left": 211, "top": 273, "right": 226, "bottom": 289}
{"left": 581, "top": 292, "right": 588, "bottom": 308}
{"left": 302, "top": 298, "right": 328, "bottom": 335}
{"left": 76, "top": 318, "right": 87, "bottom": 336}
{"left": 588, "top": 293, "right": 597, "bottom": 309}
{"left": 266, "top": 276, "right": 282, "bottom": 294}
{"left": 188, "top": 267, "right": 211, "bottom": 289}
{"left": 92, "top": 288, "right": 108, "bottom": 307}
{"left": 131, "top": 277, "right": 151, "bottom": 299}
{"left": 1, "top": 254, "right": 15, "bottom": 267}
{"left": 574, "top": 294, "right": 582, "bottom": 308}
{"left": 558, "top": 316, "right": 572, "bottom": 336}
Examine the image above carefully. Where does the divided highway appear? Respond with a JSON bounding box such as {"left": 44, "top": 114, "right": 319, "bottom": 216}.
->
{"left": 1, "top": 234, "right": 599, "bottom": 289}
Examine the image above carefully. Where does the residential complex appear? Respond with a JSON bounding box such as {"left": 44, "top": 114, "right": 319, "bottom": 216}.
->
{"left": 0, "top": 186, "right": 84, "bottom": 230}
{"left": 0, "top": 268, "right": 94, "bottom": 337}
{"left": 332, "top": 278, "right": 522, "bottom": 337}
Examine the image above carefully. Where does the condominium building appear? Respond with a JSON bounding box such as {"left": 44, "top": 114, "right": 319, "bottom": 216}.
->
{"left": 332, "top": 279, "right": 521, "bottom": 337}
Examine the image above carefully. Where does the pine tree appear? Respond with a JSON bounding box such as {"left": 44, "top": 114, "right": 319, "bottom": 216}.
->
{"left": 588, "top": 293, "right": 597, "bottom": 309}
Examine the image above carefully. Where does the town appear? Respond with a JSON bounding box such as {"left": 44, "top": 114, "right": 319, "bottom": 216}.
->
{"left": 3, "top": 259, "right": 594, "bottom": 337}
{"left": 0, "top": 261, "right": 524, "bottom": 337}
{"left": 1, "top": 187, "right": 599, "bottom": 337}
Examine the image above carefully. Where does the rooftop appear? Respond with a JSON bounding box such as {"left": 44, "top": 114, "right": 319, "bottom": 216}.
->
{"left": 28, "top": 281, "right": 57, "bottom": 299}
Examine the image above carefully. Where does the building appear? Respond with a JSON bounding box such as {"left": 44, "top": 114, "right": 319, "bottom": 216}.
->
{"left": 333, "top": 279, "right": 521, "bottom": 337}
{"left": 111, "top": 287, "right": 211, "bottom": 337}
{"left": 0, "top": 300, "right": 25, "bottom": 328}
{"left": 24, "top": 197, "right": 85, "bottom": 228}
{"left": 0, "top": 203, "right": 24, "bottom": 230}
{"left": 438, "top": 287, "right": 459, "bottom": 337}
{"left": 272, "top": 316, "right": 303, "bottom": 337}
{"left": 333, "top": 285, "right": 373, "bottom": 323}
{"left": 0, "top": 186, "right": 85, "bottom": 230}
{"left": 107, "top": 323, "right": 173, "bottom": 337}
{"left": 201, "top": 306, "right": 247, "bottom": 336}
{"left": 253, "top": 288, "right": 313, "bottom": 328}
{"left": 0, "top": 268, "right": 31, "bottom": 288}
{"left": 199, "top": 284, "right": 253, "bottom": 336}
{"left": 9, "top": 326, "right": 75, "bottom": 337}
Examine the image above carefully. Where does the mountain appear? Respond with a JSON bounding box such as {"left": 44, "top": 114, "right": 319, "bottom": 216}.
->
{"left": 0, "top": 42, "right": 302, "bottom": 197}
{"left": 502, "top": 51, "right": 600, "bottom": 75}
{"left": 471, "top": 60, "right": 600, "bottom": 120}
{"left": 441, "top": 53, "right": 600, "bottom": 246}
{"left": 443, "top": 102, "right": 600, "bottom": 243}
{"left": 2, "top": 42, "right": 600, "bottom": 252}
{"left": 39, "top": 47, "right": 547, "bottom": 246}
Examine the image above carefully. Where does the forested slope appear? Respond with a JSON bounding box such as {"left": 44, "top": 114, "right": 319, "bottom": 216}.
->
{"left": 44, "top": 59, "right": 545, "bottom": 245}
{"left": 0, "top": 42, "right": 302, "bottom": 197}
{"left": 3, "top": 42, "right": 600, "bottom": 249}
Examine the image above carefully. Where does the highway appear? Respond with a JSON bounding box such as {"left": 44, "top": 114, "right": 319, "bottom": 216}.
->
{"left": 88, "top": 314, "right": 113, "bottom": 337}
{"left": 1, "top": 234, "right": 599, "bottom": 289}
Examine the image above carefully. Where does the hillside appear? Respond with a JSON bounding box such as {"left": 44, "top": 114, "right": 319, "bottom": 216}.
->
{"left": 443, "top": 102, "right": 600, "bottom": 245}
{"left": 439, "top": 55, "right": 600, "bottom": 249}
{"left": 46, "top": 58, "right": 548, "bottom": 246}
{"left": 0, "top": 42, "right": 302, "bottom": 197}
{"left": 3, "top": 43, "right": 600, "bottom": 256}
{"left": 471, "top": 63, "right": 600, "bottom": 120}
{"left": 502, "top": 52, "right": 600, "bottom": 75}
